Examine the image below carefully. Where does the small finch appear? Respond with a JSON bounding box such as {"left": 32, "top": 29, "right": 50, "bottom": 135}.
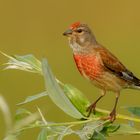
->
{"left": 63, "top": 22, "right": 140, "bottom": 122}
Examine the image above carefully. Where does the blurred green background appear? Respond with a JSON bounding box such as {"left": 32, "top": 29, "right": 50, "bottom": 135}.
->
{"left": 0, "top": 0, "right": 140, "bottom": 139}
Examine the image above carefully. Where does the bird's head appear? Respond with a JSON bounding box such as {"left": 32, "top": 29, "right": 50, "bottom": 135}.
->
{"left": 63, "top": 22, "right": 97, "bottom": 53}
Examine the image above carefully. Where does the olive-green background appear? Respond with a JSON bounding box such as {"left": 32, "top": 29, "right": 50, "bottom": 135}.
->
{"left": 0, "top": 0, "right": 140, "bottom": 139}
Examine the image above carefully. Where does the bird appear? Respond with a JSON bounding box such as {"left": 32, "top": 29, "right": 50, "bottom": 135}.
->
{"left": 63, "top": 22, "right": 140, "bottom": 122}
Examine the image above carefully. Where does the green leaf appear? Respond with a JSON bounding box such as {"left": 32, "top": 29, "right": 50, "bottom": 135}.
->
{"left": 63, "top": 84, "right": 90, "bottom": 116}
{"left": 91, "top": 131, "right": 106, "bottom": 140}
{"left": 44, "top": 125, "right": 73, "bottom": 139}
{"left": 42, "top": 58, "right": 84, "bottom": 119}
{"left": 100, "top": 124, "right": 120, "bottom": 136}
{"left": 85, "top": 121, "right": 105, "bottom": 133}
{"left": 2, "top": 52, "right": 42, "bottom": 74}
{"left": 37, "top": 128, "right": 47, "bottom": 140}
{"left": 17, "top": 91, "right": 48, "bottom": 105}
{"left": 3, "top": 135, "right": 17, "bottom": 140}
{"left": 126, "top": 107, "right": 140, "bottom": 117}
{"left": 76, "top": 120, "right": 105, "bottom": 140}
{"left": 62, "top": 84, "right": 104, "bottom": 117}
{"left": 13, "top": 54, "right": 41, "bottom": 72}
{"left": 55, "top": 126, "right": 73, "bottom": 140}
{"left": 106, "top": 124, "right": 120, "bottom": 133}
{"left": 14, "top": 54, "right": 40, "bottom": 65}
{"left": 15, "top": 108, "right": 32, "bottom": 121}
{"left": 111, "top": 124, "right": 138, "bottom": 135}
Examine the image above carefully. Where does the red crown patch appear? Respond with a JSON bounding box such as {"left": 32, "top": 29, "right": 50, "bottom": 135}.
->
{"left": 70, "top": 22, "right": 81, "bottom": 29}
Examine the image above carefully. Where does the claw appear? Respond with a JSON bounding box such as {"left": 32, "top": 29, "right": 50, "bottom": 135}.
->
{"left": 86, "top": 95, "right": 104, "bottom": 117}
{"left": 100, "top": 110, "right": 116, "bottom": 123}
{"left": 109, "top": 109, "right": 116, "bottom": 122}
{"left": 86, "top": 103, "right": 96, "bottom": 117}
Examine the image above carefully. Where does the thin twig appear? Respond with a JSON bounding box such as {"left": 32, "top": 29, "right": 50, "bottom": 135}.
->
{"left": 37, "top": 107, "right": 48, "bottom": 125}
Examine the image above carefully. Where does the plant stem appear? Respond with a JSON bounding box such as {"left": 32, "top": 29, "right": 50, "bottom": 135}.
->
{"left": 96, "top": 108, "right": 140, "bottom": 123}
{"left": 17, "top": 118, "right": 108, "bottom": 134}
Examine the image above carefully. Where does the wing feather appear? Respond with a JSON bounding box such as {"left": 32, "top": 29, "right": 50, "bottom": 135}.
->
{"left": 95, "top": 45, "right": 140, "bottom": 86}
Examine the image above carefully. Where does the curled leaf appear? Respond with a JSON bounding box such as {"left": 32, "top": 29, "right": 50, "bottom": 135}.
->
{"left": 1, "top": 52, "right": 42, "bottom": 74}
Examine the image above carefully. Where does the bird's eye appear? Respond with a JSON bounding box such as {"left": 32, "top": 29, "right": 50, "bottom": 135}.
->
{"left": 76, "top": 29, "right": 83, "bottom": 33}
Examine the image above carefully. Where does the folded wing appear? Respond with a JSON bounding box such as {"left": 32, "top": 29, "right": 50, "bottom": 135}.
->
{"left": 95, "top": 46, "right": 140, "bottom": 86}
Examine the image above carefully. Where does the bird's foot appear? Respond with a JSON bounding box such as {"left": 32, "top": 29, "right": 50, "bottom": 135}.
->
{"left": 86, "top": 103, "right": 96, "bottom": 117}
{"left": 100, "top": 110, "right": 116, "bottom": 123}
{"left": 109, "top": 109, "right": 116, "bottom": 122}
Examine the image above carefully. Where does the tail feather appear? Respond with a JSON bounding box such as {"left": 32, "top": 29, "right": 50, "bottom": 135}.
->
{"left": 130, "top": 81, "right": 140, "bottom": 90}
{"left": 132, "top": 76, "right": 140, "bottom": 86}
{"left": 129, "top": 77, "right": 140, "bottom": 90}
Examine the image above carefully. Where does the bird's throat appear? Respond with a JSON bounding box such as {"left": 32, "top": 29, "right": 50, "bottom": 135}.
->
{"left": 69, "top": 37, "right": 98, "bottom": 55}
{"left": 69, "top": 41, "right": 96, "bottom": 55}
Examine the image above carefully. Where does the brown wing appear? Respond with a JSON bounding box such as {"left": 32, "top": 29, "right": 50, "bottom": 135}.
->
{"left": 94, "top": 45, "right": 140, "bottom": 86}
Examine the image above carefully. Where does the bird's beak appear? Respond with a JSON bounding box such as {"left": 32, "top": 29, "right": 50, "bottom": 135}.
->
{"left": 63, "top": 29, "right": 72, "bottom": 36}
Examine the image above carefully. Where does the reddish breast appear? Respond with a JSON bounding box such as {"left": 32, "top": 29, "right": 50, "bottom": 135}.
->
{"left": 73, "top": 54, "right": 102, "bottom": 80}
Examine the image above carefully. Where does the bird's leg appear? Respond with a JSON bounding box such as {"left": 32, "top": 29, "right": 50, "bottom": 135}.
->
{"left": 86, "top": 90, "right": 106, "bottom": 117}
{"left": 109, "top": 93, "right": 120, "bottom": 122}
{"left": 86, "top": 95, "right": 103, "bottom": 116}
